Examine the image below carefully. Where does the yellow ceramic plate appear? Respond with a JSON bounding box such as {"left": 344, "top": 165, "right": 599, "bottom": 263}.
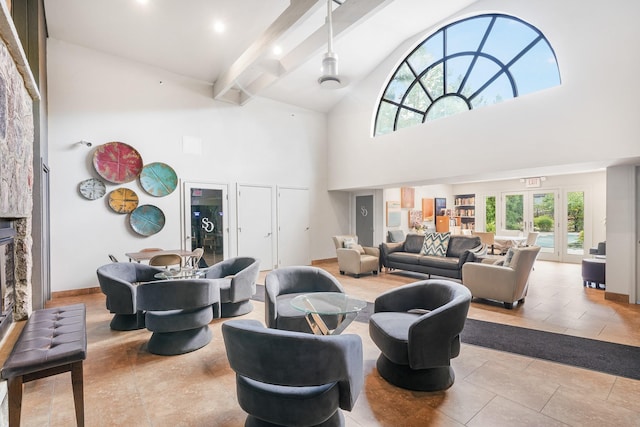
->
{"left": 108, "top": 188, "right": 139, "bottom": 214}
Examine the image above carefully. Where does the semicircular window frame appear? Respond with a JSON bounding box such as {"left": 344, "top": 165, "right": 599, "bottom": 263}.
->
{"left": 374, "top": 13, "right": 561, "bottom": 137}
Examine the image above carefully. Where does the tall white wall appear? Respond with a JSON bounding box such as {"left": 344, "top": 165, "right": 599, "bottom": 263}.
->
{"left": 327, "top": 0, "right": 640, "bottom": 190}
{"left": 47, "top": 39, "right": 344, "bottom": 291}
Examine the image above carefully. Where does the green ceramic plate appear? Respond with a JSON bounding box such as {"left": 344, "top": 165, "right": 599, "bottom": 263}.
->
{"left": 139, "top": 162, "right": 178, "bottom": 197}
{"left": 129, "top": 204, "right": 165, "bottom": 236}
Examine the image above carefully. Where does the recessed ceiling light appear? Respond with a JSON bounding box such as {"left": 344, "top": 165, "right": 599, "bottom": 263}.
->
{"left": 136, "top": 0, "right": 149, "bottom": 5}
{"left": 213, "top": 21, "right": 226, "bottom": 34}
{"left": 272, "top": 45, "right": 283, "bottom": 56}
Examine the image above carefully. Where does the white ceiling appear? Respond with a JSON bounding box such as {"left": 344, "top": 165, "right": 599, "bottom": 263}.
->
{"left": 43, "top": 0, "right": 477, "bottom": 113}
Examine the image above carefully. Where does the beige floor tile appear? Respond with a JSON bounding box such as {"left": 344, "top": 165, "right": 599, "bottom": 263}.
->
{"left": 467, "top": 396, "right": 568, "bottom": 427}
{"left": 542, "top": 386, "right": 640, "bottom": 427}
{"left": 464, "top": 360, "right": 559, "bottom": 411}
{"left": 607, "top": 377, "right": 640, "bottom": 413}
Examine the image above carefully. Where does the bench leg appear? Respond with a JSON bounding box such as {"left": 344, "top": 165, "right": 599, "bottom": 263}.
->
{"left": 7, "top": 375, "right": 23, "bottom": 427}
{"left": 71, "top": 361, "right": 85, "bottom": 427}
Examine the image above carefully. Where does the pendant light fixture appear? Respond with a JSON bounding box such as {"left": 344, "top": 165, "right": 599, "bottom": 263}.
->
{"left": 318, "top": 0, "right": 342, "bottom": 89}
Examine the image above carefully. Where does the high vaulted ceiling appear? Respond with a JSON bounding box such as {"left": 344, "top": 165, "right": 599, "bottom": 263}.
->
{"left": 43, "top": 0, "right": 477, "bottom": 113}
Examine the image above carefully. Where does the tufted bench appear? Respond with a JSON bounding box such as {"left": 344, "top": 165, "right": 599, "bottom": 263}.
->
{"left": 1, "top": 304, "right": 87, "bottom": 427}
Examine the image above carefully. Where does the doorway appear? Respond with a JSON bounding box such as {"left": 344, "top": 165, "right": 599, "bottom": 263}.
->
{"left": 501, "top": 190, "right": 560, "bottom": 261}
{"left": 237, "top": 184, "right": 274, "bottom": 270}
{"left": 355, "top": 195, "right": 374, "bottom": 247}
{"left": 183, "top": 182, "right": 229, "bottom": 267}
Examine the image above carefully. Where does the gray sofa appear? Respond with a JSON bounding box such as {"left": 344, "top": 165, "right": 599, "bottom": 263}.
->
{"left": 379, "top": 233, "right": 483, "bottom": 280}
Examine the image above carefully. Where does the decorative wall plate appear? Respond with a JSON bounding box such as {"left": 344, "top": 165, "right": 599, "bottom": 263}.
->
{"left": 139, "top": 162, "right": 178, "bottom": 197}
{"left": 79, "top": 178, "right": 106, "bottom": 200}
{"left": 108, "top": 188, "right": 139, "bottom": 213}
{"left": 129, "top": 205, "right": 165, "bottom": 236}
{"left": 93, "top": 141, "right": 143, "bottom": 184}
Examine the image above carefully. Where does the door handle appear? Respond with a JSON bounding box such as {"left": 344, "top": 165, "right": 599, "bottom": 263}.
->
{"left": 265, "top": 232, "right": 272, "bottom": 237}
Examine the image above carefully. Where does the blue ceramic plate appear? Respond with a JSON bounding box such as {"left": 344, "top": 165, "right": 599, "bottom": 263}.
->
{"left": 129, "top": 204, "right": 165, "bottom": 236}
{"left": 139, "top": 162, "right": 178, "bottom": 197}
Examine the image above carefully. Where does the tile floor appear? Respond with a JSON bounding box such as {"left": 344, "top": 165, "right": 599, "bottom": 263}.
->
{"left": 6, "top": 260, "right": 640, "bottom": 426}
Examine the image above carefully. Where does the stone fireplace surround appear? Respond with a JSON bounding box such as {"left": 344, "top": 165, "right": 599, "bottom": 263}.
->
{"left": 0, "top": 4, "right": 39, "bottom": 331}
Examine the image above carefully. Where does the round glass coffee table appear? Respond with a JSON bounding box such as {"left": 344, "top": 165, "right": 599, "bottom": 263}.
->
{"left": 153, "top": 267, "right": 208, "bottom": 280}
{"left": 290, "top": 292, "right": 367, "bottom": 335}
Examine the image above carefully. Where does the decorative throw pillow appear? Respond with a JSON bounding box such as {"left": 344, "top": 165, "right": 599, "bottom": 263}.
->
{"left": 503, "top": 248, "right": 516, "bottom": 268}
{"left": 351, "top": 244, "right": 365, "bottom": 254}
{"left": 343, "top": 237, "right": 356, "bottom": 248}
{"left": 420, "top": 232, "right": 451, "bottom": 257}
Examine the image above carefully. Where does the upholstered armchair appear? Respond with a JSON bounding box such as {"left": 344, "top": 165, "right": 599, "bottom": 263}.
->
{"left": 222, "top": 319, "right": 363, "bottom": 427}
{"left": 369, "top": 279, "right": 472, "bottom": 391}
{"left": 332, "top": 235, "right": 379, "bottom": 278}
{"left": 462, "top": 245, "right": 541, "bottom": 309}
{"left": 265, "top": 266, "right": 344, "bottom": 333}
{"left": 96, "top": 262, "right": 163, "bottom": 330}
{"left": 136, "top": 278, "right": 220, "bottom": 355}
{"left": 205, "top": 257, "right": 260, "bottom": 317}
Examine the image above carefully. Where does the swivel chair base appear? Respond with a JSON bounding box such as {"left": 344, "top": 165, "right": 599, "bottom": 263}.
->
{"left": 245, "top": 410, "right": 343, "bottom": 427}
{"left": 221, "top": 300, "right": 254, "bottom": 318}
{"left": 376, "top": 355, "right": 455, "bottom": 391}
{"left": 110, "top": 311, "right": 145, "bottom": 331}
{"left": 147, "top": 325, "right": 212, "bottom": 356}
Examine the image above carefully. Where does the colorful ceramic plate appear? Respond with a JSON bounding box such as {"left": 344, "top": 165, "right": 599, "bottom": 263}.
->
{"left": 129, "top": 205, "right": 165, "bottom": 236}
{"left": 139, "top": 162, "right": 178, "bottom": 197}
{"left": 108, "top": 188, "right": 139, "bottom": 213}
{"left": 93, "top": 141, "right": 143, "bottom": 184}
{"left": 79, "top": 178, "right": 106, "bottom": 200}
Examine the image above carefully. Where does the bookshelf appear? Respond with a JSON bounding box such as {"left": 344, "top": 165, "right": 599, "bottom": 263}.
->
{"left": 454, "top": 194, "right": 475, "bottom": 231}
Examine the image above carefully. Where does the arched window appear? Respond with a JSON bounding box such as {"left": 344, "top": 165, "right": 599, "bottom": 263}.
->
{"left": 374, "top": 14, "right": 561, "bottom": 136}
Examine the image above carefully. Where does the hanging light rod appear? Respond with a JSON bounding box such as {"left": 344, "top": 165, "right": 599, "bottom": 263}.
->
{"left": 318, "top": 0, "right": 344, "bottom": 89}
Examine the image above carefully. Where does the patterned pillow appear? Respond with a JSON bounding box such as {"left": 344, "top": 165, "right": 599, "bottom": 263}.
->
{"left": 421, "top": 232, "right": 451, "bottom": 257}
{"left": 503, "top": 248, "right": 516, "bottom": 267}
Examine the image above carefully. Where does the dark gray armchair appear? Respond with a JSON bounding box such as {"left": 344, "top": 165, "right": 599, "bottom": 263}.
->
{"left": 136, "top": 279, "right": 220, "bottom": 355}
{"left": 369, "top": 279, "right": 472, "bottom": 391}
{"left": 265, "top": 266, "right": 344, "bottom": 333}
{"left": 96, "top": 262, "right": 163, "bottom": 330}
{"left": 222, "top": 319, "right": 363, "bottom": 427}
{"left": 205, "top": 257, "right": 260, "bottom": 317}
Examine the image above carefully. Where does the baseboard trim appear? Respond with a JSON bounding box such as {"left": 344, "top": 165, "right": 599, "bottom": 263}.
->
{"left": 312, "top": 257, "right": 337, "bottom": 265}
{"left": 604, "top": 291, "right": 629, "bottom": 303}
{"left": 52, "top": 287, "right": 101, "bottom": 299}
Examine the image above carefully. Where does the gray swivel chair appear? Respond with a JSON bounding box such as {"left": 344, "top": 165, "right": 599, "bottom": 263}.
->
{"left": 369, "top": 279, "right": 472, "bottom": 391}
{"left": 222, "top": 319, "right": 363, "bottom": 427}
{"left": 96, "top": 262, "right": 163, "bottom": 330}
{"left": 136, "top": 279, "right": 220, "bottom": 355}
{"left": 205, "top": 257, "right": 260, "bottom": 317}
{"left": 265, "top": 266, "right": 344, "bottom": 333}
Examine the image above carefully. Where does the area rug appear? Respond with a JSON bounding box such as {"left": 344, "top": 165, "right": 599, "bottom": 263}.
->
{"left": 252, "top": 286, "right": 640, "bottom": 380}
{"left": 459, "top": 318, "right": 640, "bottom": 380}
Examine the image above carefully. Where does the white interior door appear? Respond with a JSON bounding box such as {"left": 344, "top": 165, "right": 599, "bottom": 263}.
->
{"left": 277, "top": 187, "right": 310, "bottom": 267}
{"left": 237, "top": 184, "right": 274, "bottom": 270}
{"left": 182, "top": 182, "right": 229, "bottom": 266}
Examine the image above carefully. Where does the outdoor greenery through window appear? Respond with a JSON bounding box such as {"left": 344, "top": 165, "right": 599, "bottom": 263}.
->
{"left": 374, "top": 14, "right": 561, "bottom": 136}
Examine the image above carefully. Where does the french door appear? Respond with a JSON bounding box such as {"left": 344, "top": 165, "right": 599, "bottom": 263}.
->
{"left": 182, "top": 182, "right": 229, "bottom": 267}
{"left": 501, "top": 190, "right": 559, "bottom": 261}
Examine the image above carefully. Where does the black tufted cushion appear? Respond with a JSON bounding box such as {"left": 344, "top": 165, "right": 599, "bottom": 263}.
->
{"left": 1, "top": 304, "right": 87, "bottom": 379}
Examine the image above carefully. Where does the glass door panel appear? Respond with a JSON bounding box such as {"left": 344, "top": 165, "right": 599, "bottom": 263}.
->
{"left": 485, "top": 195, "right": 496, "bottom": 232}
{"left": 532, "top": 192, "right": 556, "bottom": 257}
{"left": 183, "top": 182, "right": 228, "bottom": 267}
{"left": 503, "top": 193, "right": 524, "bottom": 233}
{"left": 566, "top": 191, "right": 585, "bottom": 256}
{"left": 501, "top": 190, "right": 559, "bottom": 261}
